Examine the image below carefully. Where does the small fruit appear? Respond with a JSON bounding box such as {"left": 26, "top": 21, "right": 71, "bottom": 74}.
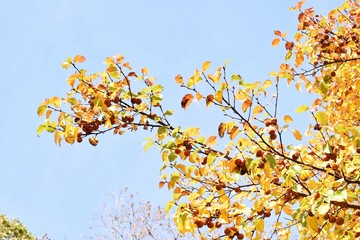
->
{"left": 292, "top": 152, "right": 300, "bottom": 160}
{"left": 270, "top": 133, "right": 277, "bottom": 140}
{"left": 207, "top": 222, "right": 215, "bottom": 228}
{"left": 224, "top": 227, "right": 231, "bottom": 236}
{"left": 336, "top": 217, "right": 344, "bottom": 225}
{"left": 89, "top": 136, "right": 99, "bottom": 146}
{"left": 174, "top": 148, "right": 182, "bottom": 155}
{"left": 329, "top": 215, "right": 336, "bottom": 223}
{"left": 235, "top": 159, "right": 242, "bottom": 166}
{"left": 314, "top": 124, "right": 322, "bottom": 131}
{"left": 256, "top": 150, "right": 264, "bottom": 158}
{"left": 234, "top": 187, "right": 241, "bottom": 193}
{"left": 215, "top": 222, "right": 222, "bottom": 228}
{"left": 270, "top": 118, "right": 278, "bottom": 126}
{"left": 264, "top": 209, "right": 271, "bottom": 218}
{"left": 216, "top": 184, "right": 223, "bottom": 191}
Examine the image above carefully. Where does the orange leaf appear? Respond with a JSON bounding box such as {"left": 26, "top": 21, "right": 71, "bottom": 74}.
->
{"left": 115, "top": 54, "right": 124, "bottom": 64}
{"left": 292, "top": 129, "right": 302, "bottom": 140}
{"left": 229, "top": 126, "right": 239, "bottom": 140}
{"left": 159, "top": 181, "right": 165, "bottom": 189}
{"left": 253, "top": 105, "right": 263, "bottom": 115}
{"left": 202, "top": 61, "right": 211, "bottom": 72}
{"left": 175, "top": 74, "right": 184, "bottom": 85}
{"left": 283, "top": 205, "right": 293, "bottom": 215}
{"left": 74, "top": 55, "right": 86, "bottom": 63}
{"left": 272, "top": 38, "right": 281, "bottom": 47}
{"left": 181, "top": 94, "right": 194, "bottom": 110}
{"left": 242, "top": 99, "right": 252, "bottom": 112}
{"left": 206, "top": 135, "right": 217, "bottom": 147}
{"left": 274, "top": 30, "right": 282, "bottom": 36}
{"left": 123, "top": 62, "right": 132, "bottom": 70}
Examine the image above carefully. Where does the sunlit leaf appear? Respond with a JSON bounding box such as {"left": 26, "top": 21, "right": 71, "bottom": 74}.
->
{"left": 292, "top": 129, "right": 302, "bottom": 140}
{"left": 74, "top": 55, "right": 86, "bottom": 63}
{"left": 295, "top": 105, "right": 308, "bottom": 113}
{"left": 272, "top": 38, "right": 281, "bottom": 47}
{"left": 202, "top": 61, "right": 211, "bottom": 72}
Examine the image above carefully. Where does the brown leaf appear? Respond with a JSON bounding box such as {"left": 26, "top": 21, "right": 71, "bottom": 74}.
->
{"left": 206, "top": 94, "right": 214, "bottom": 107}
{"left": 218, "top": 123, "right": 226, "bottom": 138}
{"left": 181, "top": 94, "right": 194, "bottom": 110}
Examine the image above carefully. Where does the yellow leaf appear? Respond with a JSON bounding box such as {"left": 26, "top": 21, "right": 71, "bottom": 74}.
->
{"left": 181, "top": 94, "right": 194, "bottom": 110}
{"left": 196, "top": 92, "right": 204, "bottom": 101}
{"left": 214, "top": 91, "right": 223, "bottom": 103}
{"left": 61, "top": 57, "right": 72, "bottom": 69}
{"left": 188, "top": 69, "right": 202, "bottom": 87}
{"left": 253, "top": 106, "right": 263, "bottom": 115}
{"left": 141, "top": 67, "right": 149, "bottom": 75}
{"left": 37, "top": 104, "right": 47, "bottom": 116}
{"left": 67, "top": 73, "right": 78, "bottom": 87}
{"left": 272, "top": 38, "right": 281, "bottom": 47}
{"left": 292, "top": 129, "right": 302, "bottom": 140}
{"left": 255, "top": 218, "right": 264, "bottom": 232}
{"left": 283, "top": 115, "right": 293, "bottom": 123}
{"left": 162, "top": 150, "right": 169, "bottom": 162}
{"left": 74, "top": 55, "right": 86, "bottom": 63}
{"left": 283, "top": 205, "right": 293, "bottom": 215}
{"left": 306, "top": 216, "right": 318, "bottom": 232}
{"left": 48, "top": 96, "right": 62, "bottom": 108}
{"left": 262, "top": 79, "right": 272, "bottom": 88}
{"left": 202, "top": 61, "right": 211, "bottom": 72}
{"left": 242, "top": 99, "right": 252, "bottom": 112}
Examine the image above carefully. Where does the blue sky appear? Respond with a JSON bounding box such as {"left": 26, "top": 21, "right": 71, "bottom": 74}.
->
{"left": 0, "top": 1, "right": 342, "bottom": 239}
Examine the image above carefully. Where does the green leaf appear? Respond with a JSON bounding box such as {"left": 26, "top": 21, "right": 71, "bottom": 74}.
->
{"left": 67, "top": 97, "right": 77, "bottom": 105}
{"left": 164, "top": 110, "right": 174, "bottom": 116}
{"left": 265, "top": 154, "right": 276, "bottom": 169}
{"left": 151, "top": 84, "right": 163, "bottom": 93}
{"left": 323, "top": 75, "right": 331, "bottom": 84}
{"left": 295, "top": 105, "right": 308, "bottom": 113}
{"left": 169, "top": 152, "right": 177, "bottom": 162}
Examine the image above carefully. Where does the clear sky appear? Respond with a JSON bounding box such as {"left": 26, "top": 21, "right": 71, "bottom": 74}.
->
{"left": 0, "top": 1, "right": 342, "bottom": 239}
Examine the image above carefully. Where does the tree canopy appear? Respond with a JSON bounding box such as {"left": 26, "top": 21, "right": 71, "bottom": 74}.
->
{"left": 0, "top": 215, "right": 35, "bottom": 240}
{"left": 38, "top": 0, "right": 360, "bottom": 239}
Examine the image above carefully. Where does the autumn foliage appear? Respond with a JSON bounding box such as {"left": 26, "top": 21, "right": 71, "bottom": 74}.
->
{"left": 38, "top": 1, "right": 360, "bottom": 239}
